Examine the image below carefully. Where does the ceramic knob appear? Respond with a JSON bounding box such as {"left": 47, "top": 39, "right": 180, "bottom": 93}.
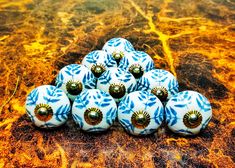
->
{"left": 102, "top": 37, "right": 135, "bottom": 64}
{"left": 25, "top": 85, "right": 71, "bottom": 128}
{"left": 72, "top": 89, "right": 117, "bottom": 132}
{"left": 55, "top": 64, "right": 96, "bottom": 101}
{"left": 137, "top": 69, "right": 179, "bottom": 103}
{"left": 97, "top": 67, "right": 137, "bottom": 103}
{"left": 165, "top": 90, "right": 212, "bottom": 136}
{"left": 119, "top": 51, "right": 155, "bottom": 79}
{"left": 118, "top": 91, "right": 164, "bottom": 136}
{"left": 82, "top": 50, "right": 117, "bottom": 78}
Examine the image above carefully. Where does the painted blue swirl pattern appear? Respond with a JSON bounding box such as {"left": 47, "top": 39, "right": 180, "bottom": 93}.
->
{"left": 72, "top": 89, "right": 117, "bottom": 132}
{"left": 25, "top": 85, "right": 71, "bottom": 128}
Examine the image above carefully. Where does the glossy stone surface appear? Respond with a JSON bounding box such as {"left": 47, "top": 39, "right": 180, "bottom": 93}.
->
{"left": 25, "top": 85, "right": 71, "bottom": 128}
{"left": 118, "top": 91, "right": 164, "bottom": 136}
{"left": 165, "top": 90, "right": 212, "bottom": 136}
{"left": 137, "top": 69, "right": 179, "bottom": 103}
{"left": 55, "top": 64, "right": 96, "bottom": 101}
{"left": 119, "top": 51, "right": 155, "bottom": 79}
{"left": 82, "top": 50, "right": 117, "bottom": 78}
{"left": 72, "top": 89, "right": 117, "bottom": 132}
{"left": 97, "top": 67, "right": 137, "bottom": 103}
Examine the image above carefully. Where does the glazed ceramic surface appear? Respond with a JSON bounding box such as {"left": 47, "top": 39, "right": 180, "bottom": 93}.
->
{"left": 102, "top": 37, "right": 135, "bottom": 63}
{"left": 55, "top": 64, "right": 96, "bottom": 101}
{"left": 82, "top": 50, "right": 117, "bottom": 77}
{"left": 25, "top": 85, "right": 71, "bottom": 128}
{"left": 165, "top": 90, "right": 212, "bottom": 136}
{"left": 97, "top": 67, "right": 137, "bottom": 103}
{"left": 137, "top": 69, "right": 179, "bottom": 102}
{"left": 119, "top": 51, "right": 155, "bottom": 79}
{"left": 118, "top": 91, "right": 164, "bottom": 136}
{"left": 72, "top": 89, "right": 117, "bottom": 132}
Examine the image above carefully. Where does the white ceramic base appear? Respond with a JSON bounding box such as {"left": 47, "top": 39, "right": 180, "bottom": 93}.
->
{"left": 55, "top": 64, "right": 96, "bottom": 101}
{"left": 25, "top": 85, "right": 71, "bottom": 128}
{"left": 72, "top": 89, "right": 117, "bottom": 132}
{"left": 165, "top": 90, "right": 212, "bottom": 135}
{"left": 118, "top": 91, "right": 164, "bottom": 136}
{"left": 137, "top": 69, "right": 179, "bottom": 103}
{"left": 119, "top": 51, "right": 155, "bottom": 80}
{"left": 97, "top": 67, "right": 137, "bottom": 103}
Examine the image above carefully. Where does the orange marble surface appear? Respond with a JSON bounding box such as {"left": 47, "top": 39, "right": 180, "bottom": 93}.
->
{"left": 0, "top": 0, "right": 234, "bottom": 167}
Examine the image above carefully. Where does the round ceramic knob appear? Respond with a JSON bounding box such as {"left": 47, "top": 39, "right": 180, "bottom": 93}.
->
{"left": 165, "top": 90, "right": 212, "bottom": 136}
{"left": 137, "top": 69, "right": 179, "bottom": 103}
{"left": 25, "top": 85, "right": 71, "bottom": 128}
{"left": 55, "top": 64, "right": 96, "bottom": 101}
{"left": 97, "top": 67, "right": 137, "bottom": 103}
{"left": 82, "top": 50, "right": 117, "bottom": 78}
{"left": 119, "top": 51, "right": 155, "bottom": 79}
{"left": 102, "top": 37, "right": 135, "bottom": 64}
{"left": 118, "top": 91, "right": 164, "bottom": 136}
{"left": 72, "top": 89, "right": 117, "bottom": 132}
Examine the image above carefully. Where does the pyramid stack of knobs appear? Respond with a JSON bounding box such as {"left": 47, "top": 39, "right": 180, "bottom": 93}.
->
{"left": 26, "top": 38, "right": 212, "bottom": 136}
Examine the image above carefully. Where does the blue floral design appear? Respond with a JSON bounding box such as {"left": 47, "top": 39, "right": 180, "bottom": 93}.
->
{"left": 118, "top": 96, "right": 135, "bottom": 114}
{"left": 98, "top": 70, "right": 111, "bottom": 85}
{"left": 106, "top": 107, "right": 117, "bottom": 126}
{"left": 170, "top": 91, "right": 191, "bottom": 102}
{"left": 26, "top": 88, "right": 39, "bottom": 106}
{"left": 124, "top": 40, "right": 135, "bottom": 52}
{"left": 55, "top": 72, "right": 64, "bottom": 88}
{"left": 84, "top": 51, "right": 100, "bottom": 64}
{"left": 43, "top": 86, "right": 63, "bottom": 103}
{"left": 119, "top": 119, "right": 134, "bottom": 133}
{"left": 72, "top": 113, "right": 84, "bottom": 128}
{"left": 72, "top": 89, "right": 117, "bottom": 131}
{"left": 196, "top": 94, "right": 211, "bottom": 112}
{"left": 103, "top": 38, "right": 134, "bottom": 52}
{"left": 64, "top": 64, "right": 81, "bottom": 76}
{"left": 118, "top": 57, "right": 129, "bottom": 70}
{"left": 153, "top": 106, "right": 164, "bottom": 125}
{"left": 165, "top": 106, "right": 178, "bottom": 126}
{"left": 105, "top": 54, "right": 117, "bottom": 67}
{"left": 118, "top": 91, "right": 164, "bottom": 135}
{"left": 137, "top": 77, "right": 150, "bottom": 90}
{"left": 26, "top": 85, "right": 71, "bottom": 128}
{"left": 83, "top": 71, "right": 96, "bottom": 89}
{"left": 55, "top": 104, "right": 70, "bottom": 122}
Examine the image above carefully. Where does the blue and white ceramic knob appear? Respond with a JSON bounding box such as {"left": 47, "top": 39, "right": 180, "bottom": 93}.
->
{"left": 119, "top": 51, "right": 155, "bottom": 79}
{"left": 165, "top": 90, "right": 212, "bottom": 136}
{"left": 137, "top": 69, "right": 179, "bottom": 103}
{"left": 118, "top": 91, "right": 164, "bottom": 136}
{"left": 102, "top": 37, "right": 135, "bottom": 64}
{"left": 72, "top": 89, "right": 117, "bottom": 132}
{"left": 55, "top": 64, "right": 96, "bottom": 101}
{"left": 82, "top": 50, "right": 117, "bottom": 78}
{"left": 25, "top": 85, "right": 71, "bottom": 128}
{"left": 97, "top": 67, "right": 137, "bottom": 103}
